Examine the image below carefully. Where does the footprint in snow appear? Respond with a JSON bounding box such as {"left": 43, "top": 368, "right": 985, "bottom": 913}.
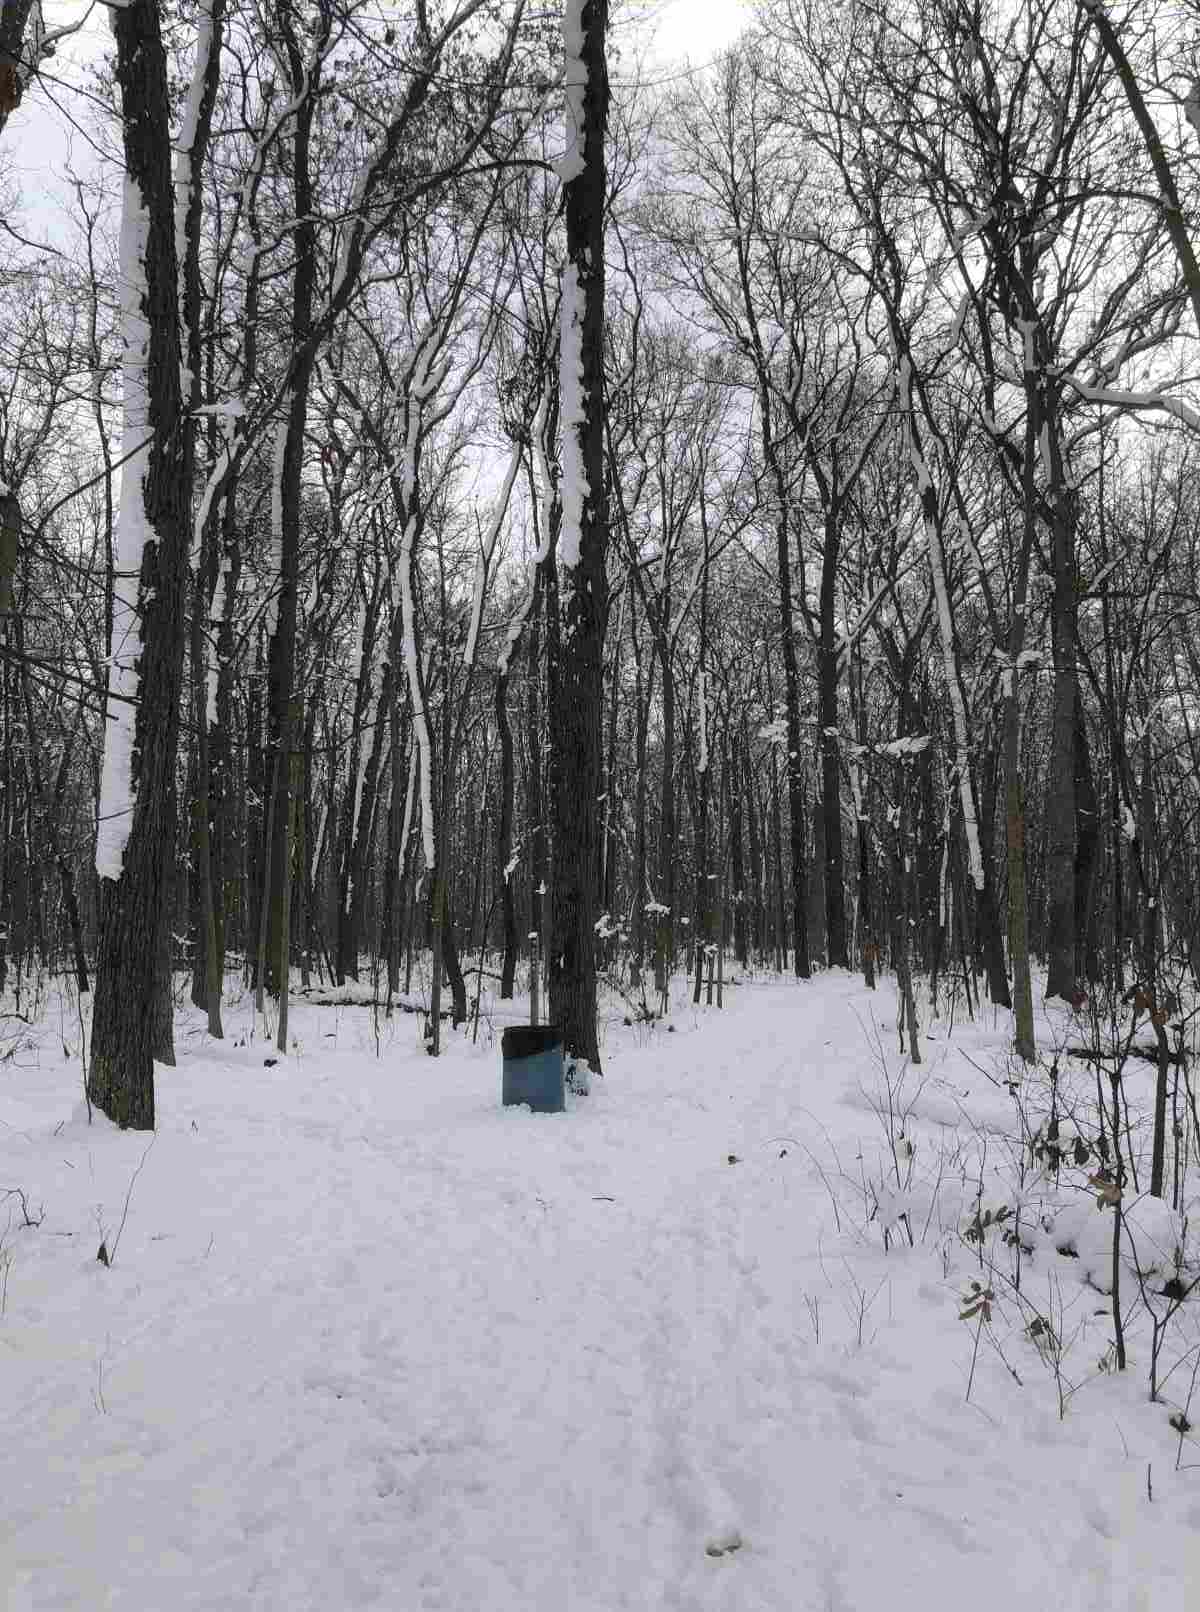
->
{"left": 705, "top": 1529, "right": 744, "bottom": 1558}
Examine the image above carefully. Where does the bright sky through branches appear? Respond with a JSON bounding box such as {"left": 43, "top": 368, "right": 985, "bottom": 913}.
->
{"left": 5, "top": 1, "right": 750, "bottom": 248}
{"left": 648, "top": 0, "right": 748, "bottom": 65}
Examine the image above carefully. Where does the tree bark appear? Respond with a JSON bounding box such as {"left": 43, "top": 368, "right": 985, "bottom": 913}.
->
{"left": 263, "top": 3, "right": 328, "bottom": 1000}
{"left": 776, "top": 503, "right": 810, "bottom": 979}
{"left": 549, "top": 0, "right": 610, "bottom": 1076}
{"left": 818, "top": 516, "right": 847, "bottom": 966}
{"left": 88, "top": 0, "right": 189, "bottom": 1129}
{"left": 496, "top": 658, "right": 519, "bottom": 999}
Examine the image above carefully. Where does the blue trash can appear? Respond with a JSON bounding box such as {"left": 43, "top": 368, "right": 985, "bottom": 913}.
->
{"left": 502, "top": 1025, "right": 565, "bottom": 1113}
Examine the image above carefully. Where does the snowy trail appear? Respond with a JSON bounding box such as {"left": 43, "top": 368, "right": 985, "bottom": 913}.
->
{"left": 2, "top": 977, "right": 1198, "bottom": 1610}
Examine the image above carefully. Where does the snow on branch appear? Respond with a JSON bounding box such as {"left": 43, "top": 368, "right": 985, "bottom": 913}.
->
{"left": 1058, "top": 372, "right": 1200, "bottom": 435}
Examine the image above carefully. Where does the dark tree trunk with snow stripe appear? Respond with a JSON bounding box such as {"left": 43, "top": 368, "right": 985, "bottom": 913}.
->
{"left": 88, "top": 0, "right": 189, "bottom": 1130}
{"left": 549, "top": 0, "right": 610, "bottom": 1075}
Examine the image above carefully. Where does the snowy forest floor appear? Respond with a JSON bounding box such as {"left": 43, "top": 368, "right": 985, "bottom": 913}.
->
{"left": 2, "top": 967, "right": 1200, "bottom": 1611}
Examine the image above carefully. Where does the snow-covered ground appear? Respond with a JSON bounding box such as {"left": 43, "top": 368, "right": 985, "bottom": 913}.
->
{"left": 2, "top": 970, "right": 1198, "bottom": 1610}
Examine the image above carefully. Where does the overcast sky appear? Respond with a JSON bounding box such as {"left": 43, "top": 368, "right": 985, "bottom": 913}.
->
{"left": 4, "top": 0, "right": 750, "bottom": 249}
{"left": 650, "top": 0, "right": 748, "bottom": 63}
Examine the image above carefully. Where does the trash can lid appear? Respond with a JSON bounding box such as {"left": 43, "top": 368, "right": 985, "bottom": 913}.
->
{"left": 501, "top": 1024, "right": 563, "bottom": 1058}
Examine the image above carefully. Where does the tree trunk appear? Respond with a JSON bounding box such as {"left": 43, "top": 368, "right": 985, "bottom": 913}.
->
{"left": 1074, "top": 701, "right": 1101, "bottom": 988}
{"left": 975, "top": 726, "right": 1011, "bottom": 1009}
{"left": 496, "top": 660, "right": 519, "bottom": 999}
{"left": 263, "top": 6, "right": 326, "bottom": 1000}
{"left": 548, "top": 0, "right": 610, "bottom": 1077}
{"left": 818, "top": 521, "right": 847, "bottom": 966}
{"left": 654, "top": 635, "right": 676, "bottom": 1000}
{"left": 743, "top": 719, "right": 764, "bottom": 963}
{"left": 89, "top": 0, "right": 189, "bottom": 1130}
{"left": 729, "top": 729, "right": 747, "bottom": 968}
{"left": 777, "top": 504, "right": 810, "bottom": 979}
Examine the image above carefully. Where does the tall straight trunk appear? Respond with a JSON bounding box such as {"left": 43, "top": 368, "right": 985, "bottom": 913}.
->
{"left": 777, "top": 506, "right": 809, "bottom": 979}
{"left": 384, "top": 721, "right": 414, "bottom": 1002}
{"left": 847, "top": 646, "right": 874, "bottom": 988}
{"left": 728, "top": 730, "right": 747, "bottom": 968}
{"left": 18, "top": 652, "right": 88, "bottom": 994}
{"left": 51, "top": 729, "right": 89, "bottom": 995}
{"left": 179, "top": 0, "right": 224, "bottom": 1037}
{"left": 0, "top": 490, "right": 19, "bottom": 618}
{"left": 264, "top": 7, "right": 326, "bottom": 1000}
{"left": 208, "top": 491, "right": 239, "bottom": 981}
{"left": 382, "top": 707, "right": 401, "bottom": 1000}
{"left": 743, "top": 720, "right": 764, "bottom": 962}
{"left": 496, "top": 660, "right": 519, "bottom": 999}
{"left": 1003, "top": 394, "right": 1040, "bottom": 1060}
{"left": 190, "top": 588, "right": 223, "bottom": 1035}
{"left": 467, "top": 763, "right": 489, "bottom": 959}
{"left": 244, "top": 630, "right": 266, "bottom": 984}
{"left": 1137, "top": 741, "right": 1170, "bottom": 1200}
{"left": 1074, "top": 702, "right": 1101, "bottom": 987}
{"left": 858, "top": 820, "right": 875, "bottom": 989}
{"left": 894, "top": 763, "right": 922, "bottom": 1065}
{"left": 631, "top": 626, "right": 651, "bottom": 980}
{"left": 1046, "top": 605, "right": 1079, "bottom": 1002}
{"left": 692, "top": 728, "right": 711, "bottom": 1006}
{"left": 808, "top": 793, "right": 826, "bottom": 968}
{"left": 714, "top": 730, "right": 727, "bottom": 1006}
{"left": 0, "top": 650, "right": 11, "bottom": 999}
{"left": 603, "top": 624, "right": 621, "bottom": 933}
{"left": 770, "top": 748, "right": 787, "bottom": 973}
{"left": 429, "top": 674, "right": 449, "bottom": 1054}
{"left": 655, "top": 637, "right": 676, "bottom": 998}
{"left": 976, "top": 728, "right": 1011, "bottom": 1009}
{"left": 526, "top": 565, "right": 547, "bottom": 1000}
{"left": 1103, "top": 596, "right": 1125, "bottom": 997}
{"left": 277, "top": 705, "right": 302, "bottom": 1054}
{"left": 1040, "top": 383, "right": 1079, "bottom": 1000}
{"left": 89, "top": 0, "right": 189, "bottom": 1129}
{"left": 442, "top": 889, "right": 468, "bottom": 1026}
{"left": 818, "top": 519, "right": 847, "bottom": 966}
{"left": 342, "top": 659, "right": 393, "bottom": 982}
{"left": 547, "top": 0, "right": 609, "bottom": 1073}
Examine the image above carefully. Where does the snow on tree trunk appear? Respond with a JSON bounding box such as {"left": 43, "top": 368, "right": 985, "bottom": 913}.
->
{"left": 88, "top": 0, "right": 190, "bottom": 1129}
{"left": 173, "top": 0, "right": 217, "bottom": 333}
{"left": 548, "top": 0, "right": 609, "bottom": 1077}
{"left": 558, "top": 263, "right": 586, "bottom": 572}
{"left": 94, "top": 174, "right": 152, "bottom": 883}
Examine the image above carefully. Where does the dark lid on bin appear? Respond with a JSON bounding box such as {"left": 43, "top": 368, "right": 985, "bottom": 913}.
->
{"left": 502, "top": 1025, "right": 563, "bottom": 1058}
